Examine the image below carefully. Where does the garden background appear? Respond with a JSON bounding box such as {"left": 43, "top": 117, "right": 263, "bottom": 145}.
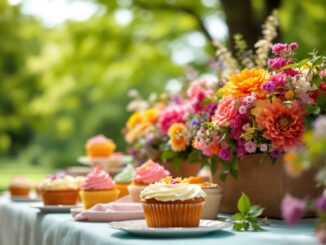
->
{"left": 0, "top": 0, "right": 325, "bottom": 191}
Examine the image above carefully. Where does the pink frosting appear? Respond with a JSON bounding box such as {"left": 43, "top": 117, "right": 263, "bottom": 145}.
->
{"left": 82, "top": 165, "right": 115, "bottom": 190}
{"left": 134, "top": 160, "right": 170, "bottom": 184}
{"left": 86, "top": 134, "right": 110, "bottom": 146}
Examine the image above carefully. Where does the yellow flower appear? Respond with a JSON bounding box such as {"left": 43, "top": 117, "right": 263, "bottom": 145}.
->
{"left": 168, "top": 123, "right": 189, "bottom": 152}
{"left": 125, "top": 108, "right": 160, "bottom": 143}
{"left": 285, "top": 90, "right": 295, "bottom": 100}
{"left": 221, "top": 68, "right": 269, "bottom": 99}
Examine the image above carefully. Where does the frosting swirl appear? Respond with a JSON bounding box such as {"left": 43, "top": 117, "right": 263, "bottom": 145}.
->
{"left": 40, "top": 176, "right": 79, "bottom": 191}
{"left": 86, "top": 134, "right": 111, "bottom": 146}
{"left": 140, "top": 183, "right": 206, "bottom": 202}
{"left": 82, "top": 165, "right": 115, "bottom": 190}
{"left": 114, "top": 164, "right": 135, "bottom": 183}
{"left": 134, "top": 160, "right": 170, "bottom": 184}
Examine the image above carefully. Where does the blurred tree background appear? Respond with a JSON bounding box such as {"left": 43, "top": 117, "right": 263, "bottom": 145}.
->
{"left": 0, "top": 0, "right": 325, "bottom": 172}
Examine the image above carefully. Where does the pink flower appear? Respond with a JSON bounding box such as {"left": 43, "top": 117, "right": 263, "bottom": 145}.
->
{"left": 289, "top": 42, "right": 299, "bottom": 50}
{"left": 212, "top": 96, "right": 238, "bottom": 126}
{"left": 193, "top": 127, "right": 221, "bottom": 157}
{"left": 281, "top": 195, "right": 305, "bottom": 225}
{"left": 260, "top": 143, "right": 268, "bottom": 152}
{"left": 244, "top": 141, "right": 256, "bottom": 153}
{"left": 272, "top": 43, "right": 287, "bottom": 55}
{"left": 238, "top": 106, "right": 247, "bottom": 115}
{"left": 236, "top": 147, "right": 246, "bottom": 160}
{"left": 268, "top": 57, "right": 287, "bottom": 70}
{"left": 158, "top": 105, "right": 188, "bottom": 134}
{"left": 269, "top": 73, "right": 288, "bottom": 87}
{"left": 187, "top": 78, "right": 217, "bottom": 98}
{"left": 219, "top": 148, "right": 232, "bottom": 161}
{"left": 283, "top": 68, "right": 299, "bottom": 77}
{"left": 243, "top": 93, "right": 256, "bottom": 104}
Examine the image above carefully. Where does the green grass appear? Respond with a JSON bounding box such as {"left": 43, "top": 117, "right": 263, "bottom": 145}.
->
{"left": 0, "top": 161, "right": 52, "bottom": 193}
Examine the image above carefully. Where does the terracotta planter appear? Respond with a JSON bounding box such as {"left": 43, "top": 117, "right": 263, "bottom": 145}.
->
{"left": 212, "top": 154, "right": 322, "bottom": 218}
{"left": 161, "top": 161, "right": 201, "bottom": 178}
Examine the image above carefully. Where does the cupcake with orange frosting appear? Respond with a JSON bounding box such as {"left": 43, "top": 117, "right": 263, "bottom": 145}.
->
{"left": 8, "top": 176, "right": 32, "bottom": 197}
{"left": 86, "top": 134, "right": 116, "bottom": 158}
{"left": 141, "top": 178, "right": 206, "bottom": 227}
{"left": 128, "top": 159, "right": 170, "bottom": 202}
{"left": 80, "top": 165, "right": 119, "bottom": 209}
{"left": 185, "top": 176, "right": 223, "bottom": 219}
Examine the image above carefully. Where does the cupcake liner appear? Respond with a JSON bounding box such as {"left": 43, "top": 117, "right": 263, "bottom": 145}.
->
{"left": 9, "top": 186, "right": 30, "bottom": 197}
{"left": 201, "top": 188, "right": 223, "bottom": 220}
{"left": 127, "top": 185, "right": 147, "bottom": 203}
{"left": 80, "top": 188, "right": 120, "bottom": 209}
{"left": 142, "top": 200, "right": 205, "bottom": 227}
{"left": 42, "top": 190, "right": 79, "bottom": 205}
{"left": 116, "top": 183, "right": 130, "bottom": 198}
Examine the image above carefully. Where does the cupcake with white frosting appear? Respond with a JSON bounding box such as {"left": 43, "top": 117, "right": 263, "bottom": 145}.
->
{"left": 8, "top": 176, "right": 32, "bottom": 197}
{"left": 39, "top": 175, "right": 79, "bottom": 205}
{"left": 140, "top": 178, "right": 206, "bottom": 227}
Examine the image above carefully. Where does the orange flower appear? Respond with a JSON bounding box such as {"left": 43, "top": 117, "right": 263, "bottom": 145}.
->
{"left": 255, "top": 100, "right": 305, "bottom": 151}
{"left": 168, "top": 123, "right": 189, "bottom": 152}
{"left": 125, "top": 108, "right": 160, "bottom": 143}
{"left": 221, "top": 68, "right": 269, "bottom": 99}
{"left": 283, "top": 152, "right": 303, "bottom": 177}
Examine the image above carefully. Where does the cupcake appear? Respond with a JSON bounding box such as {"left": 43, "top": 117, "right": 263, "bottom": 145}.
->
{"left": 8, "top": 176, "right": 31, "bottom": 197}
{"left": 140, "top": 179, "right": 206, "bottom": 227}
{"left": 128, "top": 159, "right": 170, "bottom": 202}
{"left": 86, "top": 134, "right": 116, "bottom": 158}
{"left": 113, "top": 163, "right": 135, "bottom": 198}
{"left": 185, "top": 176, "right": 223, "bottom": 219}
{"left": 80, "top": 165, "right": 119, "bottom": 209}
{"left": 39, "top": 175, "right": 79, "bottom": 205}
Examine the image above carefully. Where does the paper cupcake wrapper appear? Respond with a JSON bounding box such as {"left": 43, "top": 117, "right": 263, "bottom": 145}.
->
{"left": 42, "top": 190, "right": 79, "bottom": 205}
{"left": 116, "top": 183, "right": 130, "bottom": 198}
{"left": 201, "top": 188, "right": 223, "bottom": 220}
{"left": 9, "top": 186, "right": 30, "bottom": 197}
{"left": 80, "top": 189, "right": 120, "bottom": 209}
{"left": 142, "top": 201, "right": 204, "bottom": 227}
{"left": 127, "top": 185, "right": 147, "bottom": 203}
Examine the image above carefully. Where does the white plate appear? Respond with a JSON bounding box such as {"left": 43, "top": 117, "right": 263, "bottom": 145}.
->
{"left": 110, "top": 219, "right": 229, "bottom": 237}
{"left": 11, "top": 193, "right": 41, "bottom": 202}
{"left": 76, "top": 210, "right": 144, "bottom": 222}
{"left": 31, "top": 202, "right": 82, "bottom": 213}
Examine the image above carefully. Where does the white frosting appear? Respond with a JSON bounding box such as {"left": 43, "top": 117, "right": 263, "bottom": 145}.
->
{"left": 140, "top": 183, "right": 206, "bottom": 202}
{"left": 40, "top": 176, "right": 79, "bottom": 191}
{"left": 9, "top": 176, "right": 31, "bottom": 188}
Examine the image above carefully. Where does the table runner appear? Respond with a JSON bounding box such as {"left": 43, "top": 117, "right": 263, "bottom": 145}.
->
{"left": 0, "top": 196, "right": 319, "bottom": 245}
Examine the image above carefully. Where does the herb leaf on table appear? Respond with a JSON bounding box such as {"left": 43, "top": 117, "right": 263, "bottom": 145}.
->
{"left": 232, "top": 192, "right": 265, "bottom": 231}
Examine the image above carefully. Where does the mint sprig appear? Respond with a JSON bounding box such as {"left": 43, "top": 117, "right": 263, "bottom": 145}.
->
{"left": 232, "top": 192, "right": 265, "bottom": 231}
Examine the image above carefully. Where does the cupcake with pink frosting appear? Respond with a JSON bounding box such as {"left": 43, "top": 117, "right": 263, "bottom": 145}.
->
{"left": 128, "top": 159, "right": 170, "bottom": 202}
{"left": 79, "top": 165, "right": 119, "bottom": 209}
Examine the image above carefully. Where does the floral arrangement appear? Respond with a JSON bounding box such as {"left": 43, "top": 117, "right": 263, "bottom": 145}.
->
{"left": 123, "top": 80, "right": 219, "bottom": 168}
{"left": 192, "top": 40, "right": 326, "bottom": 180}
{"left": 282, "top": 115, "right": 326, "bottom": 244}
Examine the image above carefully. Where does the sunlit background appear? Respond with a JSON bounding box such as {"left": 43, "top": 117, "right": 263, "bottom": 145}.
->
{"left": 1, "top": 0, "right": 325, "bottom": 190}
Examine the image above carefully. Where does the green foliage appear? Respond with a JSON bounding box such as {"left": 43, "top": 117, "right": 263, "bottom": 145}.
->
{"left": 232, "top": 193, "right": 265, "bottom": 232}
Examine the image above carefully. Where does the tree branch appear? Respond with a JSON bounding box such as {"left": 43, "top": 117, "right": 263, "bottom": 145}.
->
{"left": 133, "top": 1, "right": 215, "bottom": 50}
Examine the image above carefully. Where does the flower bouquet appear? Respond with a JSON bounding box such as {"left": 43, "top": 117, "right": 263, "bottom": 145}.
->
{"left": 123, "top": 83, "right": 219, "bottom": 177}
{"left": 189, "top": 12, "right": 326, "bottom": 216}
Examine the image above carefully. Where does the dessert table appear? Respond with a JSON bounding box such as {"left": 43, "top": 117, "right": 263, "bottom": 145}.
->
{"left": 0, "top": 195, "right": 319, "bottom": 245}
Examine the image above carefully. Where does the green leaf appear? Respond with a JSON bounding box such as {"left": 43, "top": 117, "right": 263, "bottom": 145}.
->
{"left": 296, "top": 58, "right": 310, "bottom": 67}
{"left": 249, "top": 205, "right": 264, "bottom": 217}
{"left": 281, "top": 63, "right": 297, "bottom": 70}
{"left": 204, "top": 122, "right": 215, "bottom": 128}
{"left": 161, "top": 150, "right": 176, "bottom": 162}
{"left": 210, "top": 156, "right": 219, "bottom": 174}
{"left": 232, "top": 222, "right": 243, "bottom": 231}
{"left": 232, "top": 213, "right": 243, "bottom": 220}
{"left": 238, "top": 192, "right": 251, "bottom": 214}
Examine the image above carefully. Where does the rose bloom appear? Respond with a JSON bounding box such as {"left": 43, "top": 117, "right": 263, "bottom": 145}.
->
{"left": 168, "top": 123, "right": 189, "bottom": 152}
{"left": 221, "top": 68, "right": 269, "bottom": 99}
{"left": 254, "top": 100, "right": 305, "bottom": 151}
{"left": 212, "top": 96, "right": 238, "bottom": 126}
